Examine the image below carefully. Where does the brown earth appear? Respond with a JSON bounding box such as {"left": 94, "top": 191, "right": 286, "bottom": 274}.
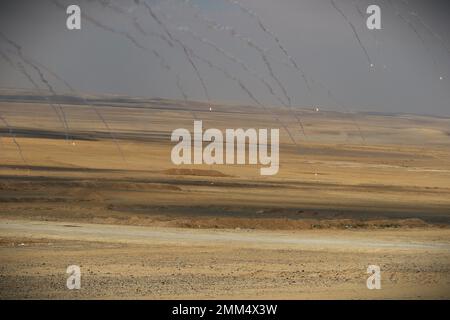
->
{"left": 0, "top": 91, "right": 449, "bottom": 299}
{"left": 1, "top": 220, "right": 449, "bottom": 299}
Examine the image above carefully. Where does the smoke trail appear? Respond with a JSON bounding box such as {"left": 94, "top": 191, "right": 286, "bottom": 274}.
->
{"left": 136, "top": 1, "right": 284, "bottom": 121}
{"left": 0, "top": 82, "right": 31, "bottom": 172}
{"left": 354, "top": 0, "right": 381, "bottom": 61}
{"left": 409, "top": 13, "right": 450, "bottom": 56}
{"left": 0, "top": 32, "right": 72, "bottom": 141}
{"left": 80, "top": 99, "right": 127, "bottom": 162}
{"left": 187, "top": 48, "right": 298, "bottom": 145}
{"left": 386, "top": 0, "right": 440, "bottom": 76}
{"left": 223, "top": 0, "right": 313, "bottom": 94}
{"left": 5, "top": 3, "right": 128, "bottom": 162}
{"left": 53, "top": 0, "right": 196, "bottom": 121}
{"left": 260, "top": 48, "right": 291, "bottom": 108}
{"left": 0, "top": 49, "right": 40, "bottom": 90}
{"left": 393, "top": 0, "right": 449, "bottom": 80}
{"left": 0, "top": 51, "right": 30, "bottom": 161}
{"left": 11, "top": 47, "right": 128, "bottom": 162}
{"left": 29, "top": 56, "right": 76, "bottom": 92}
{"left": 132, "top": 16, "right": 175, "bottom": 47}
{"left": 0, "top": 32, "right": 68, "bottom": 132}
{"left": 310, "top": 78, "right": 366, "bottom": 144}
{"left": 21, "top": 57, "right": 68, "bottom": 118}
{"left": 91, "top": 0, "right": 198, "bottom": 118}
{"left": 3, "top": 50, "right": 51, "bottom": 123}
{"left": 135, "top": 0, "right": 212, "bottom": 105}
{"left": 157, "top": 6, "right": 299, "bottom": 144}
{"left": 64, "top": 0, "right": 201, "bottom": 121}
{"left": 200, "top": 0, "right": 312, "bottom": 138}
{"left": 187, "top": 10, "right": 363, "bottom": 144}
{"left": 264, "top": 55, "right": 366, "bottom": 143}
{"left": 28, "top": 64, "right": 71, "bottom": 140}
{"left": 161, "top": 17, "right": 306, "bottom": 135}
{"left": 175, "top": 74, "right": 188, "bottom": 101}
{"left": 400, "top": 14, "right": 439, "bottom": 71}
{"left": 172, "top": 0, "right": 309, "bottom": 135}
{"left": 0, "top": 113, "right": 27, "bottom": 165}
{"left": 171, "top": 25, "right": 280, "bottom": 103}
{"left": 141, "top": 0, "right": 302, "bottom": 137}
{"left": 24, "top": 53, "right": 128, "bottom": 144}
{"left": 97, "top": 0, "right": 175, "bottom": 47}
{"left": 179, "top": 0, "right": 365, "bottom": 142}
{"left": 0, "top": 48, "right": 69, "bottom": 139}
{"left": 52, "top": 0, "right": 150, "bottom": 58}
{"left": 393, "top": 0, "right": 450, "bottom": 57}
{"left": 169, "top": 0, "right": 305, "bottom": 135}
{"left": 330, "top": 0, "right": 373, "bottom": 68}
{"left": 178, "top": 0, "right": 294, "bottom": 108}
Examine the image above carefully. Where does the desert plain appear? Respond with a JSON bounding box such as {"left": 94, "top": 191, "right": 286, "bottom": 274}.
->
{"left": 0, "top": 90, "right": 449, "bottom": 299}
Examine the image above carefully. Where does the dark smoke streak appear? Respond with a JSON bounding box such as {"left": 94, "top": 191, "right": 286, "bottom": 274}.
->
{"left": 0, "top": 47, "right": 69, "bottom": 141}
{"left": 330, "top": 0, "right": 373, "bottom": 67}
{"left": 188, "top": 48, "right": 298, "bottom": 146}
{"left": 0, "top": 32, "right": 71, "bottom": 142}
{"left": 224, "top": 0, "right": 312, "bottom": 97}
{"left": 0, "top": 113, "right": 28, "bottom": 165}
{"left": 139, "top": 0, "right": 211, "bottom": 104}
{"left": 93, "top": 0, "right": 198, "bottom": 119}
{"left": 175, "top": 0, "right": 306, "bottom": 136}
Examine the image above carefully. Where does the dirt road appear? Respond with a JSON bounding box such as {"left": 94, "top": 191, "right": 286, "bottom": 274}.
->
{"left": 1, "top": 219, "right": 449, "bottom": 299}
{"left": 1, "top": 219, "right": 449, "bottom": 250}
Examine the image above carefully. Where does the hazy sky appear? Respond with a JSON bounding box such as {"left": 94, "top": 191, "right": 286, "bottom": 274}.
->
{"left": 0, "top": 0, "right": 449, "bottom": 116}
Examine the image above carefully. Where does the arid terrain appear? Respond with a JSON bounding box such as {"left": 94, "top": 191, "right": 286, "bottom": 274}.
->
{"left": 0, "top": 90, "right": 449, "bottom": 299}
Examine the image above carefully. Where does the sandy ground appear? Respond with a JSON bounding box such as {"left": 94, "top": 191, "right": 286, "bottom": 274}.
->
{"left": 0, "top": 92, "right": 450, "bottom": 299}
{"left": 1, "top": 219, "right": 450, "bottom": 299}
